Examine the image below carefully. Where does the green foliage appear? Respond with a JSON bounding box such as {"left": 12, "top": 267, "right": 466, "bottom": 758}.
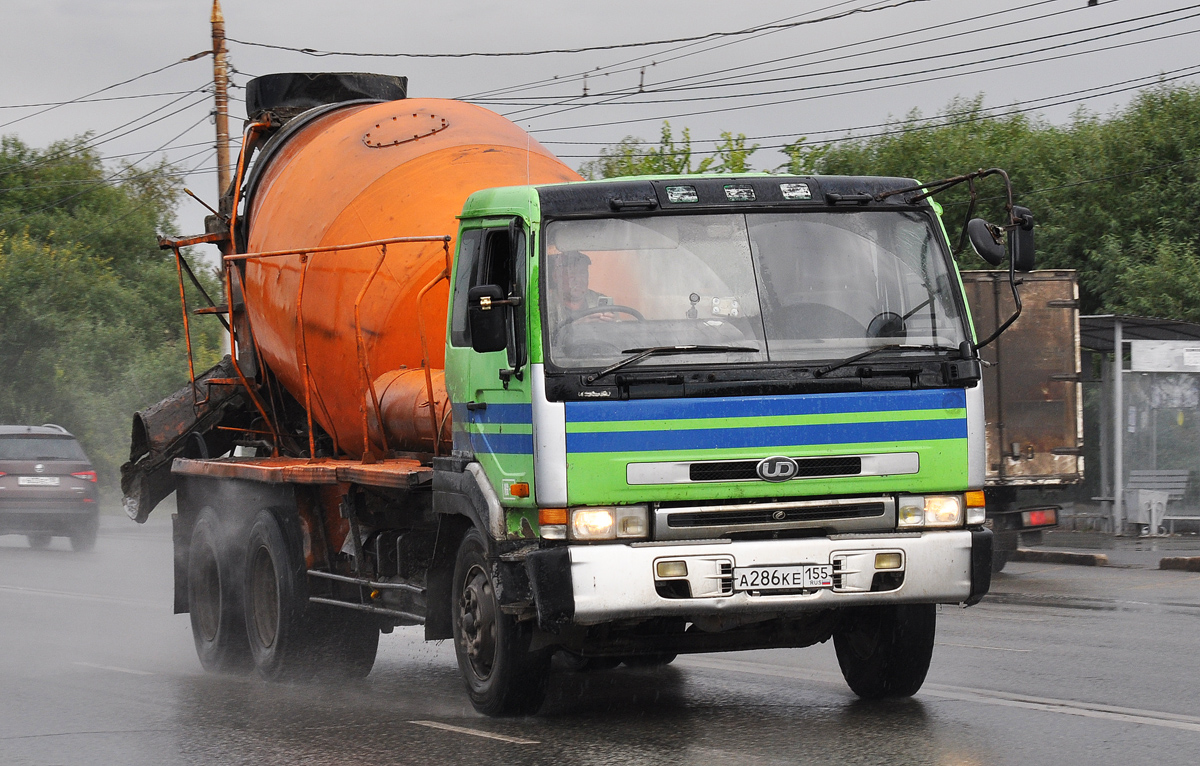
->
{"left": 0, "top": 136, "right": 222, "bottom": 486}
{"left": 810, "top": 86, "right": 1200, "bottom": 318}
{"left": 584, "top": 84, "right": 1200, "bottom": 321}
{"left": 578, "top": 122, "right": 759, "bottom": 179}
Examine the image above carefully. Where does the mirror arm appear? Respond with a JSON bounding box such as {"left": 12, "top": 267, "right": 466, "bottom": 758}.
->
{"left": 973, "top": 256, "right": 1024, "bottom": 351}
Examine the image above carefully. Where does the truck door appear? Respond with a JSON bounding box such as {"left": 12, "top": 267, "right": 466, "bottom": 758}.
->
{"left": 445, "top": 220, "right": 536, "bottom": 509}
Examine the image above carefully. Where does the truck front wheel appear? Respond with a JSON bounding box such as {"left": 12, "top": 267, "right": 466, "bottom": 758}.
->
{"left": 452, "top": 528, "right": 550, "bottom": 716}
{"left": 188, "top": 507, "right": 251, "bottom": 673}
{"left": 833, "top": 604, "right": 936, "bottom": 699}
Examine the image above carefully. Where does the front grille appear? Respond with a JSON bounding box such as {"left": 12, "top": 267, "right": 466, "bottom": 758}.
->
{"left": 653, "top": 496, "right": 896, "bottom": 541}
{"left": 689, "top": 456, "right": 861, "bottom": 482}
{"left": 668, "top": 501, "right": 885, "bottom": 528}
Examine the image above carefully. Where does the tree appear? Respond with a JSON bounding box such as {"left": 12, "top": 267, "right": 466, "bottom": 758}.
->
{"left": 578, "top": 122, "right": 759, "bottom": 179}
{"left": 0, "top": 136, "right": 222, "bottom": 486}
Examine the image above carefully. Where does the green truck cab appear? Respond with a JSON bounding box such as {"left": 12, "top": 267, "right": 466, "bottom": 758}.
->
{"left": 436, "top": 173, "right": 1025, "bottom": 710}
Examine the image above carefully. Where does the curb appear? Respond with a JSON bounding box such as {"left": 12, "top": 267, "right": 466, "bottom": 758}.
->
{"left": 1011, "top": 549, "right": 1108, "bottom": 567}
{"left": 1159, "top": 556, "right": 1200, "bottom": 573}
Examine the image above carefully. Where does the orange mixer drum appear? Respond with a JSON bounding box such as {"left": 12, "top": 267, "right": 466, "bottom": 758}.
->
{"left": 240, "top": 98, "right": 581, "bottom": 455}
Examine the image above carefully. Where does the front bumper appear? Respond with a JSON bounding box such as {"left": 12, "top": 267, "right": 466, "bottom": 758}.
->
{"left": 528, "top": 528, "right": 991, "bottom": 626}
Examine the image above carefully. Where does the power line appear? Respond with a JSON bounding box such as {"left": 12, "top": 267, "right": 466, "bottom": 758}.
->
{"left": 496, "top": 4, "right": 1197, "bottom": 121}
{"left": 0, "top": 91, "right": 205, "bottom": 110}
{"left": 0, "top": 105, "right": 215, "bottom": 230}
{"left": 486, "top": 0, "right": 1098, "bottom": 109}
{"left": 541, "top": 64, "right": 1200, "bottom": 151}
{"left": 226, "top": 0, "right": 933, "bottom": 59}
{"left": 525, "top": 24, "right": 1200, "bottom": 134}
{"left": 0, "top": 54, "right": 209, "bottom": 131}
{"left": 456, "top": 0, "right": 888, "bottom": 100}
{"left": 0, "top": 87, "right": 212, "bottom": 178}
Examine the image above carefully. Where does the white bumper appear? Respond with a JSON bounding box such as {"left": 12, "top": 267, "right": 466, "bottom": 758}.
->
{"left": 568, "top": 531, "right": 975, "bottom": 625}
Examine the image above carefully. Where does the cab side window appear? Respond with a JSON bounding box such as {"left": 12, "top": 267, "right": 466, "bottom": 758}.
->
{"left": 450, "top": 229, "right": 483, "bottom": 347}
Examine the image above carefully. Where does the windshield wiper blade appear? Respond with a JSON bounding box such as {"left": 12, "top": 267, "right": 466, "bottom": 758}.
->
{"left": 585, "top": 345, "right": 758, "bottom": 384}
{"left": 813, "top": 344, "right": 941, "bottom": 378}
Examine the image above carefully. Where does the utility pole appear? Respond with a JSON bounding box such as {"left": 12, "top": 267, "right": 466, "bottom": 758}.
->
{"left": 212, "top": 0, "right": 231, "bottom": 200}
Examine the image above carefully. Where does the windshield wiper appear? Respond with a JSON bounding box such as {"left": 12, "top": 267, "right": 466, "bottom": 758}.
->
{"left": 813, "top": 344, "right": 942, "bottom": 378}
{"left": 585, "top": 345, "right": 759, "bottom": 384}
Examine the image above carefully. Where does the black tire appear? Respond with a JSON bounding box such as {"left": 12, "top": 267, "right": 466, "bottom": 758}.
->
{"left": 311, "top": 611, "right": 380, "bottom": 680}
{"left": 452, "top": 528, "right": 550, "bottom": 716}
{"left": 556, "top": 650, "right": 621, "bottom": 672}
{"left": 26, "top": 534, "right": 52, "bottom": 550}
{"left": 70, "top": 518, "right": 99, "bottom": 552}
{"left": 188, "top": 507, "right": 252, "bottom": 673}
{"left": 991, "top": 548, "right": 1011, "bottom": 574}
{"left": 833, "top": 604, "right": 936, "bottom": 699}
{"left": 243, "top": 507, "right": 319, "bottom": 681}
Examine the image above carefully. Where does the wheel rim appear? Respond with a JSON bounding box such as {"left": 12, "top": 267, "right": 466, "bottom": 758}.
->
{"left": 457, "top": 564, "right": 497, "bottom": 681}
{"left": 249, "top": 545, "right": 280, "bottom": 649}
{"left": 193, "top": 541, "right": 221, "bottom": 642}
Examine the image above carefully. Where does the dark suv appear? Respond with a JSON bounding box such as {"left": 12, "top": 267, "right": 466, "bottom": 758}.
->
{"left": 0, "top": 425, "right": 99, "bottom": 551}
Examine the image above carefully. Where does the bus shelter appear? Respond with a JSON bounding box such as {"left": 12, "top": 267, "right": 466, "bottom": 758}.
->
{"left": 1080, "top": 315, "right": 1200, "bottom": 533}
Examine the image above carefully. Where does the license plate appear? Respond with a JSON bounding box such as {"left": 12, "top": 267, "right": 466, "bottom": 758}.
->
{"left": 18, "top": 476, "right": 60, "bottom": 486}
{"left": 733, "top": 564, "right": 833, "bottom": 592}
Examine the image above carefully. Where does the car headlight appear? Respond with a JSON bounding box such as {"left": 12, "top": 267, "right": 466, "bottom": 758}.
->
{"left": 570, "top": 505, "right": 649, "bottom": 541}
{"left": 897, "top": 495, "right": 964, "bottom": 529}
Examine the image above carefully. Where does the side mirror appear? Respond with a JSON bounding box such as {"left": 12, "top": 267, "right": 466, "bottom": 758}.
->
{"left": 468, "top": 285, "right": 508, "bottom": 353}
{"left": 967, "top": 218, "right": 1005, "bottom": 266}
{"left": 1009, "top": 205, "right": 1035, "bottom": 272}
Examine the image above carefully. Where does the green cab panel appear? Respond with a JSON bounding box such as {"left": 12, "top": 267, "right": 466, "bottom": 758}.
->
{"left": 563, "top": 388, "right": 968, "bottom": 505}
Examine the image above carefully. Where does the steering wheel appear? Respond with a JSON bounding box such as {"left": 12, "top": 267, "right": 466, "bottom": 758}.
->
{"left": 562, "top": 304, "right": 646, "bottom": 325}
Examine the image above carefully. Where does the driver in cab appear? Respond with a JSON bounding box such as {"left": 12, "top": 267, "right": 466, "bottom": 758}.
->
{"left": 547, "top": 250, "right": 614, "bottom": 329}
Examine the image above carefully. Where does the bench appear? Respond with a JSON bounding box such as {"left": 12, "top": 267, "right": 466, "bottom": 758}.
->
{"left": 1127, "top": 470, "right": 1200, "bottom": 534}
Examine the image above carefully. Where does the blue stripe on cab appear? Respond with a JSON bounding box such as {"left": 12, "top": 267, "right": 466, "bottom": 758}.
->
{"left": 565, "top": 418, "right": 966, "bottom": 454}
{"left": 470, "top": 431, "right": 534, "bottom": 455}
{"left": 565, "top": 389, "right": 965, "bottom": 423}
{"left": 469, "top": 402, "right": 533, "bottom": 425}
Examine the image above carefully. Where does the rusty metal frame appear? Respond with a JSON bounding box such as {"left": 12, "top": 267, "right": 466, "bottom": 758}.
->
{"left": 227, "top": 234, "right": 452, "bottom": 460}
{"left": 354, "top": 244, "right": 389, "bottom": 461}
{"left": 414, "top": 240, "right": 454, "bottom": 457}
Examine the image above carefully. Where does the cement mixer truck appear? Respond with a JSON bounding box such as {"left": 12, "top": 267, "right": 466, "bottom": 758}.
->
{"left": 122, "top": 72, "right": 1040, "bottom": 716}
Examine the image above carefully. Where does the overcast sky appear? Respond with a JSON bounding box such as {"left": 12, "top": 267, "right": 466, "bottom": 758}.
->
{"left": 2, "top": 0, "right": 1197, "bottom": 261}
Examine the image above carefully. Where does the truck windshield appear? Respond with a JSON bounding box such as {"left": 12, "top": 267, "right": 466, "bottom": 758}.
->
{"left": 542, "top": 210, "right": 967, "bottom": 370}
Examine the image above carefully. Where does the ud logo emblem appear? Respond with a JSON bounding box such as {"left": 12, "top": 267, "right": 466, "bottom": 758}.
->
{"left": 757, "top": 456, "right": 798, "bottom": 482}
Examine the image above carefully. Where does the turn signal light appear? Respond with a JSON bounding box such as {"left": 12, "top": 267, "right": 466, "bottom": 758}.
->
{"left": 965, "top": 490, "right": 986, "bottom": 507}
{"left": 72, "top": 471, "right": 98, "bottom": 483}
{"left": 509, "top": 482, "right": 530, "bottom": 498}
{"left": 539, "top": 508, "right": 567, "bottom": 526}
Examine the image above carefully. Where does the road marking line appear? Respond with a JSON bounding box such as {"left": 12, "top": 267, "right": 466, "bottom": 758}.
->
{"left": 72, "top": 662, "right": 153, "bottom": 676}
{"left": 408, "top": 720, "right": 539, "bottom": 745}
{"left": 937, "top": 642, "right": 1033, "bottom": 653}
{"left": 678, "top": 656, "right": 1200, "bottom": 733}
{"left": 0, "top": 584, "right": 158, "bottom": 609}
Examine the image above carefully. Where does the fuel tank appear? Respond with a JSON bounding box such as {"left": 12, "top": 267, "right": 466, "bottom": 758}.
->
{"left": 240, "top": 96, "right": 581, "bottom": 456}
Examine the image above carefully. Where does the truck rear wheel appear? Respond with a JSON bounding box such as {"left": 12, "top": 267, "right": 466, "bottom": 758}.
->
{"left": 188, "top": 507, "right": 252, "bottom": 673}
{"left": 833, "top": 604, "right": 936, "bottom": 699}
{"left": 311, "top": 611, "right": 380, "bottom": 680}
{"left": 452, "top": 528, "right": 550, "bottom": 716}
{"left": 244, "top": 507, "right": 319, "bottom": 681}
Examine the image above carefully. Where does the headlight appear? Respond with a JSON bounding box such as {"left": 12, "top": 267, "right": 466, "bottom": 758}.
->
{"left": 897, "top": 495, "right": 964, "bottom": 529}
{"left": 570, "top": 505, "right": 649, "bottom": 541}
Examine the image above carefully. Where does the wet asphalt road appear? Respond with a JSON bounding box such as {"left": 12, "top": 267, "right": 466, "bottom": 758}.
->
{"left": 2, "top": 516, "right": 1199, "bottom": 765}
